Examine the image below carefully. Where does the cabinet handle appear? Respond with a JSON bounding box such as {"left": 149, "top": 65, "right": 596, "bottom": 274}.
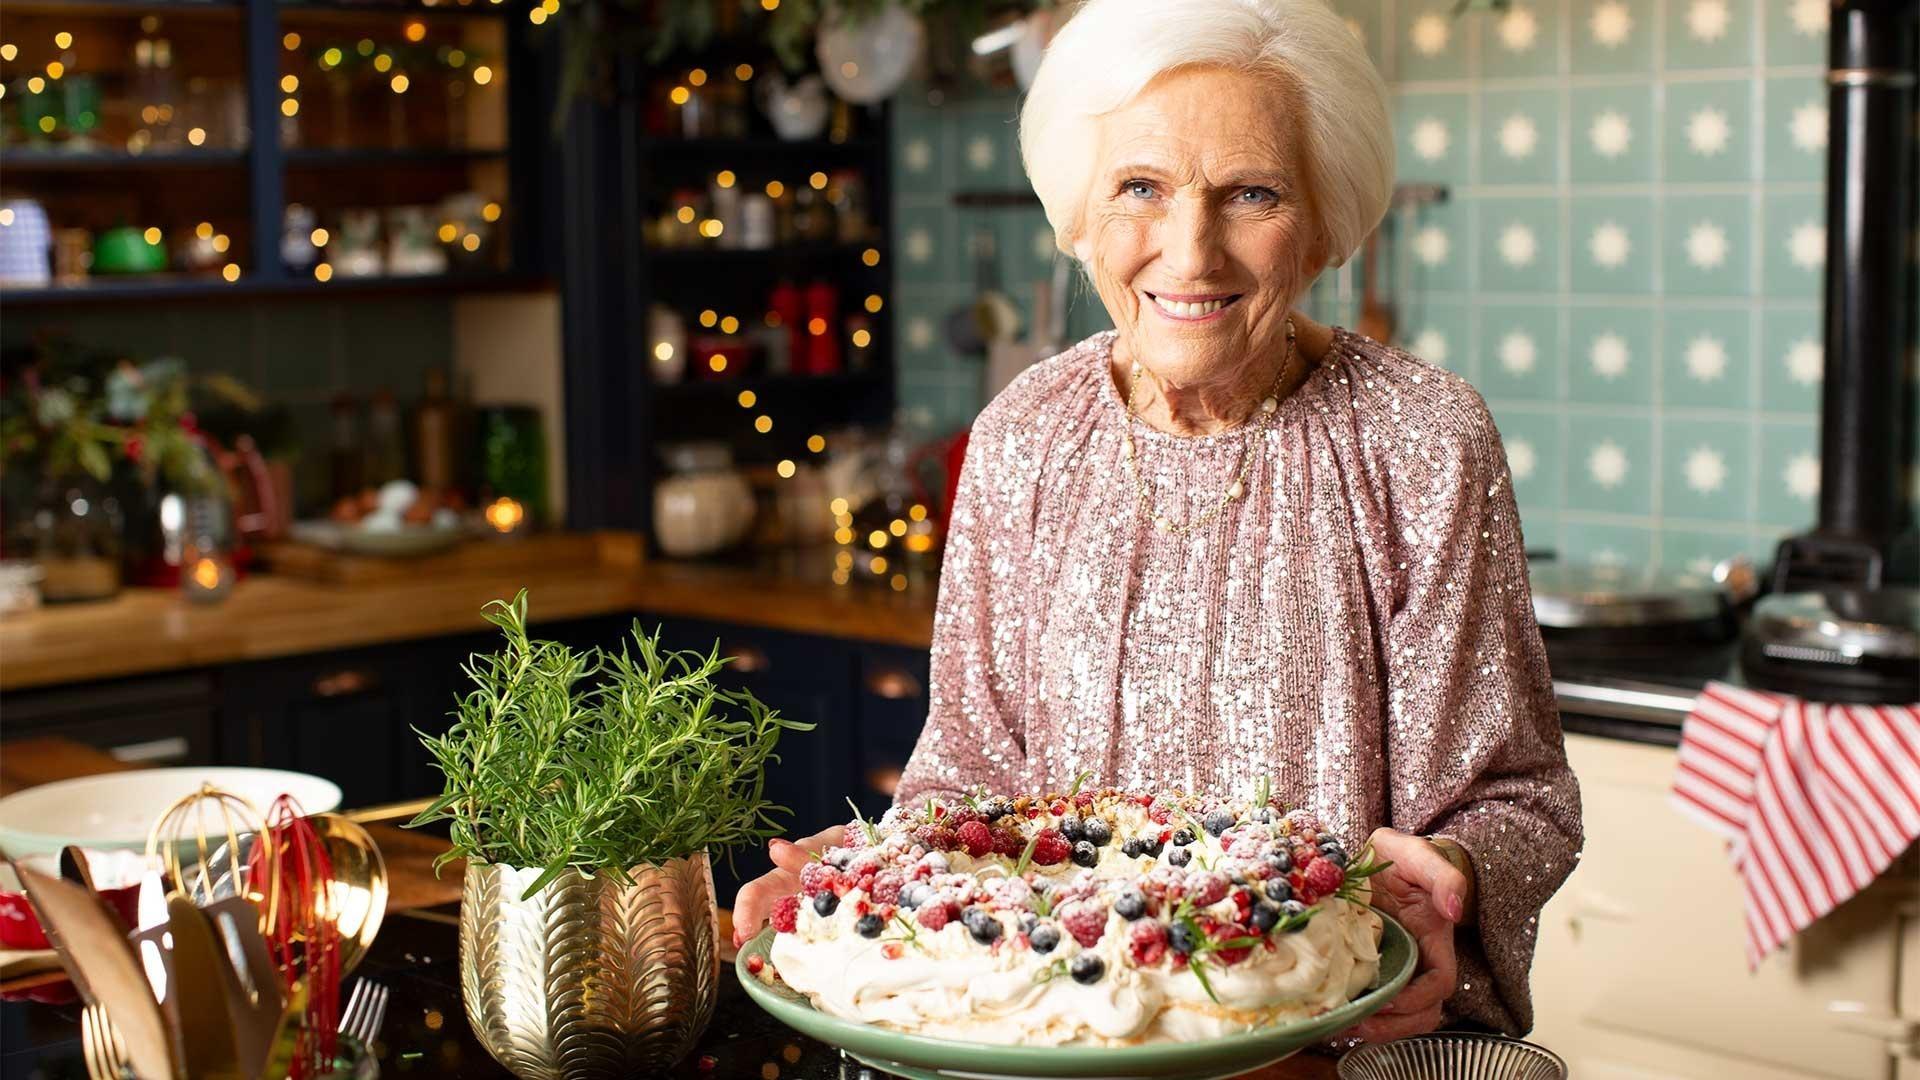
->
{"left": 107, "top": 736, "right": 191, "bottom": 765}
{"left": 725, "top": 644, "right": 770, "bottom": 675}
{"left": 1825, "top": 1008, "right": 1920, "bottom": 1055}
{"left": 864, "top": 766, "right": 903, "bottom": 797}
{"left": 864, "top": 667, "right": 923, "bottom": 700}
{"left": 311, "top": 669, "right": 378, "bottom": 698}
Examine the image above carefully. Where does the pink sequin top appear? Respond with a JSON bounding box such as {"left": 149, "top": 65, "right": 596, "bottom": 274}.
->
{"left": 895, "top": 327, "right": 1583, "bottom": 1035}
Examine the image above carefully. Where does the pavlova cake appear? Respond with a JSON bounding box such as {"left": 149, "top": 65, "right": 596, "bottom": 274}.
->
{"left": 751, "top": 784, "right": 1389, "bottom": 1046}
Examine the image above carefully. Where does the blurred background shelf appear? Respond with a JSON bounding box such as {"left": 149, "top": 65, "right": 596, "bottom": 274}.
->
{"left": 0, "top": 148, "right": 250, "bottom": 170}
{"left": 282, "top": 147, "right": 510, "bottom": 166}
{"left": 1, "top": 0, "right": 240, "bottom": 13}
{"left": 0, "top": 270, "right": 551, "bottom": 305}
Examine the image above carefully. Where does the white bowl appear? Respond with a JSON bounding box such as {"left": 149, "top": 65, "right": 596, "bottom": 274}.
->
{"left": 0, "top": 767, "right": 342, "bottom": 856}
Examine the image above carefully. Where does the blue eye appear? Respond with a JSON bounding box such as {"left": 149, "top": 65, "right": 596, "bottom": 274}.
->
{"left": 1125, "top": 181, "right": 1154, "bottom": 199}
{"left": 1238, "top": 187, "right": 1278, "bottom": 204}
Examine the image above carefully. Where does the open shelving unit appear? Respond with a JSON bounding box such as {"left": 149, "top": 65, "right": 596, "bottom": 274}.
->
{"left": 0, "top": 0, "right": 553, "bottom": 305}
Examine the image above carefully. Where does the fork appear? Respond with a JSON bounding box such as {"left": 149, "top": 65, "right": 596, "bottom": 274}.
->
{"left": 337, "top": 978, "right": 389, "bottom": 1049}
{"left": 79, "top": 1003, "right": 129, "bottom": 1080}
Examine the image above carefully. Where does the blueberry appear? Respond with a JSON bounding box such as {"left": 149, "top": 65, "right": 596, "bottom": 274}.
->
{"left": 1059, "top": 815, "right": 1085, "bottom": 843}
{"left": 1029, "top": 922, "right": 1061, "bottom": 954}
{"left": 1280, "top": 900, "right": 1309, "bottom": 930}
{"left": 1069, "top": 954, "right": 1106, "bottom": 984}
{"left": 826, "top": 850, "right": 852, "bottom": 869}
{"left": 1031, "top": 877, "right": 1052, "bottom": 895}
{"left": 1203, "top": 810, "right": 1237, "bottom": 836}
{"left": 1019, "top": 912, "right": 1038, "bottom": 934}
{"left": 1250, "top": 902, "right": 1280, "bottom": 933}
{"left": 1082, "top": 819, "right": 1113, "bottom": 847}
{"left": 982, "top": 797, "right": 1014, "bottom": 821}
{"left": 899, "top": 883, "right": 927, "bottom": 909}
{"left": 1265, "top": 879, "right": 1292, "bottom": 904}
{"left": 1071, "top": 840, "right": 1099, "bottom": 868}
{"left": 1229, "top": 871, "right": 1247, "bottom": 886}
{"left": 813, "top": 892, "right": 839, "bottom": 917}
{"left": 1168, "top": 922, "right": 1199, "bottom": 955}
{"left": 1251, "top": 807, "right": 1275, "bottom": 824}
{"left": 856, "top": 913, "right": 885, "bottom": 938}
{"left": 1114, "top": 890, "right": 1147, "bottom": 920}
{"left": 1121, "top": 838, "right": 1145, "bottom": 859}
{"left": 964, "top": 908, "right": 1002, "bottom": 945}
{"left": 1319, "top": 847, "right": 1348, "bottom": 869}
{"left": 1141, "top": 836, "right": 1165, "bottom": 858}
{"left": 1266, "top": 850, "right": 1293, "bottom": 874}
{"left": 1171, "top": 828, "right": 1195, "bottom": 847}
{"left": 1167, "top": 847, "right": 1192, "bottom": 868}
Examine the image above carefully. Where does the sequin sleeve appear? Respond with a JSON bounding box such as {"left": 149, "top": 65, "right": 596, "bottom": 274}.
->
{"left": 1374, "top": 376, "right": 1584, "bottom": 1036}
{"left": 892, "top": 369, "right": 1054, "bottom": 807}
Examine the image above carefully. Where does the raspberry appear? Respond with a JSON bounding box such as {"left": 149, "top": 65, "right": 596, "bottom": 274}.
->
{"left": 1210, "top": 922, "right": 1254, "bottom": 966}
{"left": 1149, "top": 805, "right": 1171, "bottom": 825}
{"left": 1128, "top": 919, "right": 1168, "bottom": 965}
{"left": 1185, "top": 871, "right": 1230, "bottom": 907}
{"left": 770, "top": 895, "right": 801, "bottom": 933}
{"left": 913, "top": 824, "right": 956, "bottom": 851}
{"left": 870, "top": 871, "right": 904, "bottom": 905}
{"left": 1301, "top": 858, "right": 1344, "bottom": 902}
{"left": 1050, "top": 800, "right": 1068, "bottom": 816}
{"left": 799, "top": 862, "right": 836, "bottom": 897}
{"left": 882, "top": 942, "right": 905, "bottom": 960}
{"left": 1030, "top": 829, "right": 1071, "bottom": 866}
{"left": 991, "top": 828, "right": 1025, "bottom": 857}
{"left": 1061, "top": 902, "right": 1108, "bottom": 948}
{"left": 1074, "top": 792, "right": 1094, "bottom": 808}
{"left": 955, "top": 820, "right": 993, "bottom": 858}
{"left": 916, "top": 903, "right": 952, "bottom": 931}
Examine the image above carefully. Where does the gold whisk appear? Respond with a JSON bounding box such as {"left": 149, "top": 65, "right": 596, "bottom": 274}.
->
{"left": 143, "top": 784, "right": 281, "bottom": 929}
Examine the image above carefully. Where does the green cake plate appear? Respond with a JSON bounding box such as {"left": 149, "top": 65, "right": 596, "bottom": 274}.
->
{"left": 736, "top": 910, "right": 1415, "bottom": 1080}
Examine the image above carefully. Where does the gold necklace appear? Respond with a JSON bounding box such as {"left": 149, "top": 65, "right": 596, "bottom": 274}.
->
{"left": 1121, "top": 318, "right": 1296, "bottom": 535}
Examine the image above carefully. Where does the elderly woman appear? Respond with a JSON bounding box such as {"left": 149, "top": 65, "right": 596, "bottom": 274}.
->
{"left": 737, "top": 0, "right": 1581, "bottom": 1042}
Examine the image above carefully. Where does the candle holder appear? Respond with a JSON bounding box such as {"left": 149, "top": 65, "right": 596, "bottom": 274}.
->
{"left": 180, "top": 535, "right": 235, "bottom": 605}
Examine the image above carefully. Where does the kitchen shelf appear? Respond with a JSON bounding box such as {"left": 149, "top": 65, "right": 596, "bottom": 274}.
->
{"left": 647, "top": 243, "right": 883, "bottom": 264}
{"left": 283, "top": 147, "right": 510, "bottom": 166}
{"left": 638, "top": 136, "right": 881, "bottom": 157}
{"left": 651, "top": 370, "right": 888, "bottom": 397}
{"left": 2, "top": 0, "right": 239, "bottom": 13}
{"left": 0, "top": 149, "right": 249, "bottom": 171}
{"left": 1, "top": 269, "right": 551, "bottom": 306}
{"left": 277, "top": 0, "right": 518, "bottom": 17}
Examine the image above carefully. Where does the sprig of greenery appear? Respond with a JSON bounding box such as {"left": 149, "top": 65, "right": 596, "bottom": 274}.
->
{"left": 1335, "top": 842, "right": 1393, "bottom": 903}
{"left": 1065, "top": 770, "right": 1093, "bottom": 799}
{"left": 882, "top": 913, "right": 927, "bottom": 953}
{"left": 1012, "top": 830, "right": 1042, "bottom": 876}
{"left": 1031, "top": 957, "right": 1070, "bottom": 985}
{"left": 1031, "top": 890, "right": 1054, "bottom": 918}
{"left": 409, "top": 591, "right": 813, "bottom": 899}
{"left": 845, "top": 797, "right": 881, "bottom": 845}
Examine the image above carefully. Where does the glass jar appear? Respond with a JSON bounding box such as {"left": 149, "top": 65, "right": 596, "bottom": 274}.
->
{"left": 652, "top": 443, "right": 754, "bottom": 559}
{"left": 29, "top": 474, "right": 123, "bottom": 603}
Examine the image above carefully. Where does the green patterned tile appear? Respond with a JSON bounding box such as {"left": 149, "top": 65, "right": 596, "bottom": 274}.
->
{"left": 1571, "top": 0, "right": 1655, "bottom": 75}
{"left": 1479, "top": 88, "right": 1561, "bottom": 185}
{"left": 1663, "top": 193, "right": 1754, "bottom": 296}
{"left": 1755, "top": 418, "right": 1819, "bottom": 527}
{"left": 1663, "top": 78, "right": 1755, "bottom": 182}
{"left": 1760, "top": 189, "right": 1825, "bottom": 298}
{"left": 1479, "top": 1, "right": 1562, "bottom": 79}
{"left": 1570, "top": 306, "right": 1655, "bottom": 405}
{"left": 895, "top": 286, "right": 954, "bottom": 374}
{"left": 1570, "top": 195, "right": 1655, "bottom": 294}
{"left": 1393, "top": 295, "right": 1473, "bottom": 378}
{"left": 996, "top": 207, "right": 1058, "bottom": 293}
{"left": 1476, "top": 197, "right": 1562, "bottom": 294}
{"left": 1559, "top": 519, "right": 1656, "bottom": 568}
{"left": 1661, "top": 527, "right": 1757, "bottom": 578}
{"left": 1661, "top": 415, "right": 1753, "bottom": 521}
{"left": 1759, "top": 306, "right": 1822, "bottom": 413}
{"left": 892, "top": 107, "right": 951, "bottom": 188}
{"left": 1329, "top": 0, "right": 1386, "bottom": 74}
{"left": 1395, "top": 91, "right": 1471, "bottom": 186}
{"left": 955, "top": 105, "right": 1022, "bottom": 190}
{"left": 899, "top": 369, "right": 983, "bottom": 434}
{"left": 1662, "top": 305, "right": 1754, "bottom": 410}
{"left": 1762, "top": 74, "right": 1826, "bottom": 182}
{"left": 1404, "top": 197, "right": 1471, "bottom": 289}
{"left": 1763, "top": 0, "right": 1829, "bottom": 67}
{"left": 1398, "top": 0, "right": 1472, "bottom": 82}
{"left": 1490, "top": 405, "right": 1565, "bottom": 511}
{"left": 1064, "top": 283, "right": 1114, "bottom": 342}
{"left": 1566, "top": 414, "right": 1655, "bottom": 515}
{"left": 1666, "top": 0, "right": 1756, "bottom": 69}
{"left": 1477, "top": 302, "right": 1560, "bottom": 401}
{"left": 895, "top": 203, "right": 957, "bottom": 288}
{"left": 1570, "top": 84, "right": 1657, "bottom": 183}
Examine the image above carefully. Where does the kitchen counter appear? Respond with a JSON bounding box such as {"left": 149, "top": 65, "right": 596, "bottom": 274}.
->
{"left": 0, "top": 542, "right": 937, "bottom": 692}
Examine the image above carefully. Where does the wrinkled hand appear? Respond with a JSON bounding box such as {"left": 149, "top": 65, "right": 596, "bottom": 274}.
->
{"left": 731, "top": 825, "right": 846, "bottom": 948}
{"left": 1346, "top": 828, "right": 1471, "bottom": 1043}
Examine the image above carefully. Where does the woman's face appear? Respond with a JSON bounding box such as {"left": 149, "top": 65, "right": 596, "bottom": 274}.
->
{"left": 1078, "top": 65, "right": 1328, "bottom": 393}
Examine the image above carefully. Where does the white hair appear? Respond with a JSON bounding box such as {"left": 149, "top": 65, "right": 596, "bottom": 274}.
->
{"left": 1018, "top": 0, "right": 1394, "bottom": 268}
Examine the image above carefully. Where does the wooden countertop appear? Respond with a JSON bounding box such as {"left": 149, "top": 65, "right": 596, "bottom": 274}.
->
{"left": 0, "top": 536, "right": 937, "bottom": 692}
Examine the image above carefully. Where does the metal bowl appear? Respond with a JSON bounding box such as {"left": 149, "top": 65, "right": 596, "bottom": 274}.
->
{"left": 1337, "top": 1033, "right": 1567, "bottom": 1080}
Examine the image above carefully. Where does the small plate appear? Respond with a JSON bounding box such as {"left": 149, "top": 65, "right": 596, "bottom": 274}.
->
{"left": 289, "top": 520, "right": 467, "bottom": 558}
{"left": 737, "top": 911, "right": 1414, "bottom": 1080}
{"left": 0, "top": 767, "right": 342, "bottom": 855}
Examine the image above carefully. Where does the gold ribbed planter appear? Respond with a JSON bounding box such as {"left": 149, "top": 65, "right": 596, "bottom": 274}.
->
{"left": 458, "top": 855, "right": 720, "bottom": 1079}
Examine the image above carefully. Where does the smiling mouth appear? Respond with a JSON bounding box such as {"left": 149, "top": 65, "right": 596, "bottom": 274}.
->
{"left": 1144, "top": 292, "right": 1243, "bottom": 319}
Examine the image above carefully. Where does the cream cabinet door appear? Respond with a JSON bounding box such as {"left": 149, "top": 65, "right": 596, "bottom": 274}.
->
{"left": 1528, "top": 733, "right": 1902, "bottom": 1080}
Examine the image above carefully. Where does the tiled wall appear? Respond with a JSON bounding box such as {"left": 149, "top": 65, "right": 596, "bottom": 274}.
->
{"left": 890, "top": 0, "right": 1918, "bottom": 575}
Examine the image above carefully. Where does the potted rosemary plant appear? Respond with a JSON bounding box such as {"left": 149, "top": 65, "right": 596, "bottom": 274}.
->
{"left": 409, "top": 591, "right": 810, "bottom": 1078}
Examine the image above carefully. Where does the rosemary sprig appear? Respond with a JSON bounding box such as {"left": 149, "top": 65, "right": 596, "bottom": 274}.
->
{"left": 1065, "top": 770, "right": 1093, "bottom": 799}
{"left": 1031, "top": 890, "right": 1054, "bottom": 918}
{"left": 408, "top": 590, "right": 813, "bottom": 899}
{"left": 1012, "top": 830, "right": 1042, "bottom": 876}
{"left": 845, "top": 797, "right": 880, "bottom": 845}
{"left": 882, "top": 913, "right": 928, "bottom": 953}
{"left": 1031, "top": 957, "right": 1070, "bottom": 985}
{"left": 1334, "top": 842, "right": 1393, "bottom": 903}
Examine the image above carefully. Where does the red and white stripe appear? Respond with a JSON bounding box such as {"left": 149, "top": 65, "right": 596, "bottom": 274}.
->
{"left": 1671, "top": 682, "right": 1920, "bottom": 968}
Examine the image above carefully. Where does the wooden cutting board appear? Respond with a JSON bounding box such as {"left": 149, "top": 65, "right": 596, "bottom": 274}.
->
{"left": 259, "top": 530, "right": 642, "bottom": 585}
